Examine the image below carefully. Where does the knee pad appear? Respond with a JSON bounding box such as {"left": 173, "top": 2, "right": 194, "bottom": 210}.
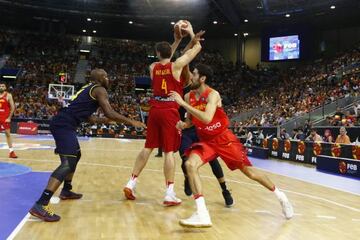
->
{"left": 51, "top": 161, "right": 72, "bottom": 182}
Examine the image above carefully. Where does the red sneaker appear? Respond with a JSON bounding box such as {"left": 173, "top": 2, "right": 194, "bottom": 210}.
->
{"left": 9, "top": 151, "right": 18, "bottom": 158}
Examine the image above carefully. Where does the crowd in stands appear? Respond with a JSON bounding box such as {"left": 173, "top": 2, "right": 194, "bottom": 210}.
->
{"left": 1, "top": 30, "right": 79, "bottom": 84}
{"left": 0, "top": 29, "right": 359, "bottom": 138}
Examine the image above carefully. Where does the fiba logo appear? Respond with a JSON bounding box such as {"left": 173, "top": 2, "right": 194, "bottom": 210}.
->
{"left": 284, "top": 43, "right": 297, "bottom": 49}
{"left": 331, "top": 143, "right": 341, "bottom": 157}
{"left": 339, "top": 161, "right": 347, "bottom": 174}
{"left": 352, "top": 145, "right": 360, "bottom": 160}
{"left": 272, "top": 138, "right": 279, "bottom": 150}
{"left": 284, "top": 139, "right": 291, "bottom": 152}
{"left": 313, "top": 142, "right": 322, "bottom": 156}
{"left": 297, "top": 141, "right": 305, "bottom": 154}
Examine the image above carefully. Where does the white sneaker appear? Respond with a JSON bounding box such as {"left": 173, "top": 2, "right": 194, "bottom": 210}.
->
{"left": 279, "top": 192, "right": 293, "bottom": 219}
{"left": 163, "top": 194, "right": 182, "bottom": 206}
{"left": 179, "top": 210, "right": 212, "bottom": 227}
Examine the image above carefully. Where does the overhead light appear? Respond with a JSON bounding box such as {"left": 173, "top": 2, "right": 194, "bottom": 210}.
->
{"left": 82, "top": 29, "right": 86, "bottom": 33}
{"left": 330, "top": 5, "right": 336, "bottom": 9}
{"left": 129, "top": 21, "right": 133, "bottom": 24}
{"left": 2, "top": 75, "right": 16, "bottom": 79}
{"left": 80, "top": 49, "right": 90, "bottom": 53}
{"left": 87, "top": 18, "right": 92, "bottom": 22}
{"left": 285, "top": 13, "right": 290, "bottom": 17}
{"left": 170, "top": 22, "right": 175, "bottom": 25}
{"left": 243, "top": 32, "right": 249, "bottom": 37}
{"left": 234, "top": 33, "right": 238, "bottom": 36}
{"left": 213, "top": 21, "right": 218, "bottom": 24}
{"left": 92, "top": 30, "right": 96, "bottom": 33}
{"left": 244, "top": 19, "right": 248, "bottom": 23}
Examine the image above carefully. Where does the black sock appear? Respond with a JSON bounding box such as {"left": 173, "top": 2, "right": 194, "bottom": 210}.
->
{"left": 63, "top": 180, "right": 72, "bottom": 191}
{"left": 220, "top": 182, "right": 227, "bottom": 191}
{"left": 36, "top": 189, "right": 54, "bottom": 205}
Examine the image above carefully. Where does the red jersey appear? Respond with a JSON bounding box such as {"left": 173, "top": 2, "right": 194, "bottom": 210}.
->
{"left": 189, "top": 88, "right": 229, "bottom": 141}
{"left": 149, "top": 62, "right": 184, "bottom": 109}
{"left": 0, "top": 92, "right": 10, "bottom": 121}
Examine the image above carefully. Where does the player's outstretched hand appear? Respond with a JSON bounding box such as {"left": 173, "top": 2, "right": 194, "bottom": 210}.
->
{"left": 192, "top": 30, "right": 205, "bottom": 44}
{"left": 176, "top": 120, "right": 187, "bottom": 130}
{"left": 169, "top": 91, "right": 185, "bottom": 106}
{"left": 131, "top": 120, "right": 147, "bottom": 129}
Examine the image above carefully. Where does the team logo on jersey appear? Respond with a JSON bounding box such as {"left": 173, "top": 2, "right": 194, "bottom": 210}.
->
{"left": 272, "top": 138, "right": 279, "bottom": 150}
{"left": 352, "top": 145, "right": 360, "bottom": 160}
{"left": 297, "top": 141, "right": 305, "bottom": 154}
{"left": 313, "top": 142, "right": 322, "bottom": 156}
{"left": 331, "top": 143, "right": 341, "bottom": 157}
{"left": 284, "top": 139, "right": 291, "bottom": 152}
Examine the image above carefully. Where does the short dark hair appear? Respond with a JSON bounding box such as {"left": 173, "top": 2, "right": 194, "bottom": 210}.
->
{"left": 195, "top": 64, "right": 213, "bottom": 82}
{"left": 155, "top": 42, "right": 172, "bottom": 59}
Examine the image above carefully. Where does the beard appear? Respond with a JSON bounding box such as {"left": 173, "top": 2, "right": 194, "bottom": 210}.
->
{"left": 0, "top": 89, "right": 5, "bottom": 93}
{"left": 189, "top": 82, "right": 201, "bottom": 90}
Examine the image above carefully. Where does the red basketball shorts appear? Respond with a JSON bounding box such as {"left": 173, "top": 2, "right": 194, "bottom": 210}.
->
{"left": 145, "top": 107, "right": 181, "bottom": 153}
{"left": 0, "top": 120, "right": 10, "bottom": 131}
{"left": 185, "top": 129, "right": 252, "bottom": 170}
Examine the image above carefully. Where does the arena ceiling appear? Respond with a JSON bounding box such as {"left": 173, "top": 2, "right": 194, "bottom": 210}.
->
{"left": 0, "top": 0, "right": 359, "bottom": 40}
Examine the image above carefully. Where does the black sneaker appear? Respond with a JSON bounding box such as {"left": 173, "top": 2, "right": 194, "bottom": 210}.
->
{"left": 222, "top": 190, "right": 234, "bottom": 207}
{"left": 59, "top": 189, "right": 83, "bottom": 200}
{"left": 184, "top": 178, "right": 192, "bottom": 196}
{"left": 155, "top": 154, "right": 163, "bottom": 158}
{"left": 29, "top": 203, "right": 61, "bottom": 222}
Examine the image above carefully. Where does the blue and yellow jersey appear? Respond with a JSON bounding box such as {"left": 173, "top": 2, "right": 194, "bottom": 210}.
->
{"left": 58, "top": 83, "right": 100, "bottom": 126}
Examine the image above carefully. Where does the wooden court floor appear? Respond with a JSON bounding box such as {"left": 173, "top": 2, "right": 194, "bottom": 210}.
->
{"left": 2, "top": 137, "right": 360, "bottom": 240}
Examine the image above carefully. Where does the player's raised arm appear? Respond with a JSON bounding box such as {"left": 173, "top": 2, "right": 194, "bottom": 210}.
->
{"left": 92, "top": 86, "right": 146, "bottom": 128}
{"left": 173, "top": 35, "right": 203, "bottom": 72}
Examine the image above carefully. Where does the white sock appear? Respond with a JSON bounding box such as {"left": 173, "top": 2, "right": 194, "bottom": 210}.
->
{"left": 195, "top": 196, "right": 207, "bottom": 212}
{"left": 9, "top": 148, "right": 13, "bottom": 152}
{"left": 166, "top": 183, "right": 174, "bottom": 195}
{"left": 126, "top": 176, "right": 137, "bottom": 189}
{"left": 273, "top": 187, "right": 282, "bottom": 200}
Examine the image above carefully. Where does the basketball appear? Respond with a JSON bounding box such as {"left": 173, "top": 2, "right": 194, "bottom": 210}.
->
{"left": 174, "top": 20, "right": 189, "bottom": 37}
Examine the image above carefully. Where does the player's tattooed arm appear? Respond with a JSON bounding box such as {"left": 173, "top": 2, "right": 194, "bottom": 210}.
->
{"left": 92, "top": 86, "right": 146, "bottom": 129}
{"left": 169, "top": 90, "right": 220, "bottom": 124}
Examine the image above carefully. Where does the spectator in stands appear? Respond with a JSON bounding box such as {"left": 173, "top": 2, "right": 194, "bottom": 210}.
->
{"left": 280, "top": 128, "right": 290, "bottom": 140}
{"left": 353, "top": 102, "right": 360, "bottom": 117}
{"left": 308, "top": 129, "right": 322, "bottom": 142}
{"left": 323, "top": 129, "right": 334, "bottom": 143}
{"left": 255, "top": 129, "right": 264, "bottom": 146}
{"left": 335, "top": 127, "right": 351, "bottom": 144}
{"left": 244, "top": 129, "right": 253, "bottom": 147}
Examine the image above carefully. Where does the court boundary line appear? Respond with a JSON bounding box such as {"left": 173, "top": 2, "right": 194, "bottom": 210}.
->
{"left": 9, "top": 157, "right": 360, "bottom": 213}
{"left": 5, "top": 157, "right": 360, "bottom": 239}
{"left": 6, "top": 213, "right": 30, "bottom": 240}
{"left": 250, "top": 165, "right": 360, "bottom": 197}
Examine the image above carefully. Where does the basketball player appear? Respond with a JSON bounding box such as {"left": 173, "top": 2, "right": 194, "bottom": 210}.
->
{"left": 0, "top": 82, "right": 17, "bottom": 158}
{"left": 178, "top": 58, "right": 233, "bottom": 206}
{"left": 169, "top": 64, "right": 293, "bottom": 227}
{"left": 29, "top": 69, "right": 146, "bottom": 222}
{"left": 123, "top": 22, "right": 202, "bottom": 206}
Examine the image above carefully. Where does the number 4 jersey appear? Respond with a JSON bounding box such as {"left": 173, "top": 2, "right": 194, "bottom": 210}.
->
{"left": 150, "top": 62, "right": 184, "bottom": 109}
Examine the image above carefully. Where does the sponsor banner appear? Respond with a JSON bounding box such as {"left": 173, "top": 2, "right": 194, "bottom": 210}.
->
{"left": 17, "top": 122, "right": 38, "bottom": 135}
{"left": 267, "top": 138, "right": 359, "bottom": 165}
{"left": 316, "top": 155, "right": 360, "bottom": 179}
{"left": 246, "top": 146, "right": 269, "bottom": 159}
